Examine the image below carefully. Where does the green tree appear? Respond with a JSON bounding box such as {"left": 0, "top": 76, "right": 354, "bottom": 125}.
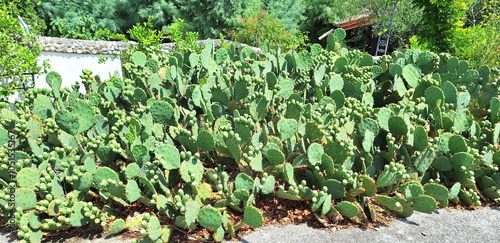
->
{"left": 411, "top": 0, "right": 473, "bottom": 53}
{"left": 38, "top": 0, "right": 124, "bottom": 38}
{"left": 2, "top": 0, "right": 46, "bottom": 33}
{"left": 0, "top": 3, "right": 48, "bottom": 101}
{"left": 114, "top": 0, "right": 179, "bottom": 32}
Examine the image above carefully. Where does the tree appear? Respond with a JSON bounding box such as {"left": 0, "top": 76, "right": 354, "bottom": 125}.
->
{"left": 411, "top": 0, "right": 473, "bottom": 53}
{"left": 0, "top": 2, "right": 48, "bottom": 101}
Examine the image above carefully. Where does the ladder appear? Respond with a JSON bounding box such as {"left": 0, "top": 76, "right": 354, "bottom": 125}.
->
{"left": 374, "top": 0, "right": 398, "bottom": 57}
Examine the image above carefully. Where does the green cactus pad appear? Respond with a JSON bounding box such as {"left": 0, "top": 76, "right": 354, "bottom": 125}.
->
{"left": 413, "top": 195, "right": 437, "bottom": 213}
{"left": 55, "top": 110, "right": 80, "bottom": 135}
{"left": 198, "top": 206, "right": 223, "bottom": 231}
{"left": 69, "top": 202, "right": 90, "bottom": 227}
{"left": 432, "top": 156, "right": 452, "bottom": 171}
{"left": 376, "top": 169, "right": 398, "bottom": 188}
{"left": 17, "top": 168, "right": 40, "bottom": 190}
{"left": 335, "top": 201, "right": 359, "bottom": 218}
{"left": 260, "top": 175, "right": 275, "bottom": 194}
{"left": 424, "top": 86, "right": 444, "bottom": 110}
{"left": 362, "top": 130, "right": 375, "bottom": 152}
{"left": 442, "top": 81, "right": 457, "bottom": 103}
{"left": 15, "top": 188, "right": 37, "bottom": 210}
{"left": 305, "top": 122, "right": 323, "bottom": 142}
{"left": 249, "top": 151, "right": 263, "bottom": 172}
{"left": 284, "top": 163, "right": 295, "bottom": 186}
{"left": 375, "top": 195, "right": 403, "bottom": 212}
{"left": 125, "top": 163, "right": 141, "bottom": 179}
{"left": 234, "top": 173, "right": 253, "bottom": 191}
{"left": 395, "top": 197, "right": 414, "bottom": 217}
{"left": 307, "top": 143, "right": 324, "bottom": 166}
{"left": 359, "top": 118, "right": 379, "bottom": 137}
{"left": 132, "top": 144, "right": 148, "bottom": 163}
{"left": 73, "top": 173, "right": 93, "bottom": 191}
{"left": 266, "top": 148, "right": 285, "bottom": 165}
{"left": 404, "top": 184, "right": 424, "bottom": 202}
{"left": 147, "top": 215, "right": 162, "bottom": 240}
{"left": 320, "top": 194, "right": 332, "bottom": 217}
{"left": 180, "top": 158, "right": 204, "bottom": 183}
{"left": 94, "top": 167, "right": 120, "bottom": 189}
{"left": 197, "top": 130, "right": 215, "bottom": 151}
{"left": 151, "top": 100, "right": 176, "bottom": 125}
{"left": 357, "top": 175, "right": 376, "bottom": 196}
{"left": 389, "top": 63, "right": 403, "bottom": 77}
{"left": 97, "top": 146, "right": 118, "bottom": 165}
{"left": 155, "top": 144, "right": 181, "bottom": 170}
{"left": 388, "top": 115, "right": 407, "bottom": 136}
{"left": 73, "top": 100, "right": 96, "bottom": 133}
{"left": 450, "top": 152, "right": 476, "bottom": 170}
{"left": 131, "top": 51, "right": 147, "bottom": 66}
{"left": 108, "top": 219, "right": 126, "bottom": 234}
{"left": 413, "top": 126, "right": 428, "bottom": 151}
{"left": 415, "top": 149, "right": 435, "bottom": 174}
{"left": 243, "top": 206, "right": 263, "bottom": 228}
{"left": 424, "top": 183, "right": 449, "bottom": 207}
{"left": 46, "top": 71, "right": 62, "bottom": 98}
{"left": 226, "top": 137, "right": 241, "bottom": 162}
{"left": 402, "top": 64, "right": 421, "bottom": 88}
{"left": 324, "top": 179, "right": 345, "bottom": 199}
{"left": 448, "top": 135, "right": 467, "bottom": 154}
{"left": 277, "top": 118, "right": 298, "bottom": 141}
{"left": 185, "top": 199, "right": 200, "bottom": 226}
{"left": 453, "top": 109, "right": 473, "bottom": 133}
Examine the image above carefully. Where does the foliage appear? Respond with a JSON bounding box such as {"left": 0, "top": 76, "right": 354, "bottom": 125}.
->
{"left": 126, "top": 17, "right": 162, "bottom": 55}
{"left": 0, "top": 4, "right": 48, "bottom": 102}
{"left": 1, "top": 29, "right": 500, "bottom": 242}
{"left": 48, "top": 16, "right": 126, "bottom": 41}
{"left": 231, "top": 9, "right": 308, "bottom": 51}
{"left": 409, "top": 0, "right": 499, "bottom": 69}
{"left": 451, "top": 0, "right": 500, "bottom": 68}
{"left": 411, "top": 0, "right": 474, "bottom": 53}
{"left": 1, "top": 0, "right": 46, "bottom": 33}
{"left": 163, "top": 19, "right": 202, "bottom": 53}
{"left": 363, "top": 0, "right": 423, "bottom": 52}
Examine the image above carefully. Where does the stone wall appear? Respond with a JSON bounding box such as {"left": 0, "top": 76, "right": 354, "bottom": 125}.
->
{"left": 37, "top": 37, "right": 263, "bottom": 55}
{"left": 38, "top": 36, "right": 175, "bottom": 55}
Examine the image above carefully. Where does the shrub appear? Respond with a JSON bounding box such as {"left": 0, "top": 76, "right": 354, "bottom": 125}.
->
{"left": 0, "top": 4, "right": 48, "bottom": 102}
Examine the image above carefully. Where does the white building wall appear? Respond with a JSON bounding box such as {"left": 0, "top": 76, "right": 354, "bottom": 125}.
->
{"left": 7, "top": 52, "right": 123, "bottom": 105}
{"left": 36, "top": 52, "right": 123, "bottom": 92}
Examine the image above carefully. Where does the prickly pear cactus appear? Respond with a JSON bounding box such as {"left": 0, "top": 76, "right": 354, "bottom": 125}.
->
{"left": 1, "top": 36, "right": 499, "bottom": 243}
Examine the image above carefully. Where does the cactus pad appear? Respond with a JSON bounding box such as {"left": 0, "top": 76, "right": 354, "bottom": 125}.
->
{"left": 108, "top": 219, "right": 126, "bottom": 234}
{"left": 243, "top": 206, "right": 263, "bottom": 228}
{"left": 198, "top": 206, "right": 223, "bottom": 230}
{"left": 335, "top": 201, "right": 359, "bottom": 218}
{"left": 412, "top": 195, "right": 437, "bottom": 213}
